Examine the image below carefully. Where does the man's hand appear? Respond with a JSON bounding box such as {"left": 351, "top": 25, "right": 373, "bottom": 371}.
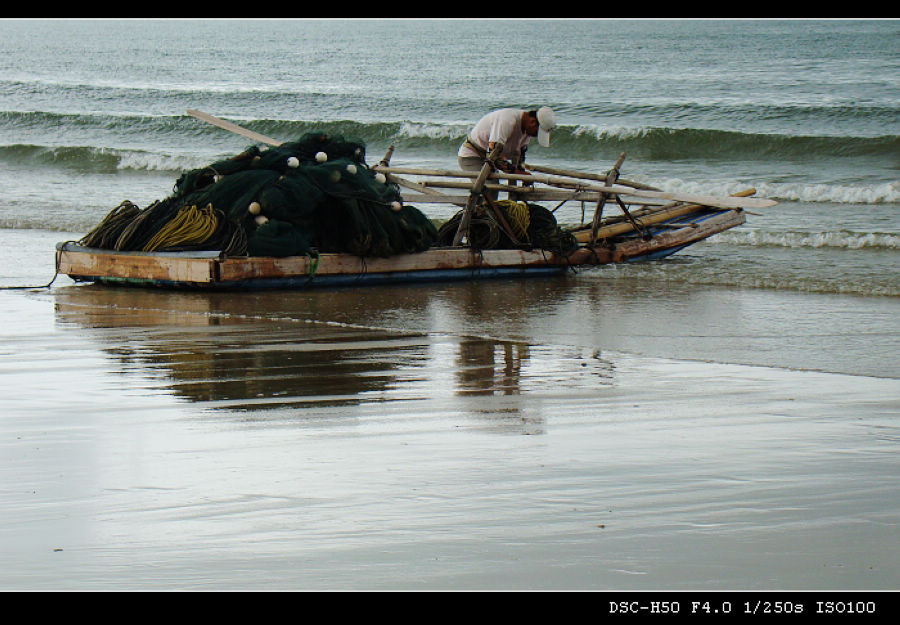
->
{"left": 495, "top": 159, "right": 514, "bottom": 173}
{"left": 514, "top": 166, "right": 534, "bottom": 186}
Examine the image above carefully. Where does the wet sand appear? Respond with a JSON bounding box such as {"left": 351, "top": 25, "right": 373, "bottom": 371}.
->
{"left": 0, "top": 230, "right": 898, "bottom": 590}
{"left": 1, "top": 272, "right": 897, "bottom": 591}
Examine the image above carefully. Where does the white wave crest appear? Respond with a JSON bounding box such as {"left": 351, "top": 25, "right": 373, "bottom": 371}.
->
{"left": 571, "top": 124, "right": 654, "bottom": 141}
{"left": 756, "top": 181, "right": 900, "bottom": 204}
{"left": 578, "top": 261, "right": 900, "bottom": 297}
{"left": 710, "top": 229, "right": 900, "bottom": 250}
{"left": 397, "top": 121, "right": 467, "bottom": 140}
{"left": 115, "top": 150, "right": 220, "bottom": 172}
{"left": 651, "top": 178, "right": 900, "bottom": 205}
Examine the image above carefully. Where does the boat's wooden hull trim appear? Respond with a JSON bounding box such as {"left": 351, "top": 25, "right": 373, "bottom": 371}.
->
{"left": 56, "top": 209, "right": 743, "bottom": 290}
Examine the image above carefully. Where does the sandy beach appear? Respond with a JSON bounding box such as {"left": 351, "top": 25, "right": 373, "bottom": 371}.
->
{"left": 1, "top": 231, "right": 897, "bottom": 591}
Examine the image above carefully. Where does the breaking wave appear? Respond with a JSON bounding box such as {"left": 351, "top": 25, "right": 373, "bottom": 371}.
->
{"left": 709, "top": 229, "right": 900, "bottom": 250}
{"left": 0, "top": 110, "right": 896, "bottom": 205}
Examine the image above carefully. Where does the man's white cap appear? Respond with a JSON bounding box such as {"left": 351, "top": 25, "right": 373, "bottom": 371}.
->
{"left": 536, "top": 106, "right": 556, "bottom": 147}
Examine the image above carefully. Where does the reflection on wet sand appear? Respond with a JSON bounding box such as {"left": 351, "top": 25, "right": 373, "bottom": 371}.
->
{"left": 53, "top": 283, "right": 615, "bottom": 432}
{"left": 15, "top": 279, "right": 897, "bottom": 591}
{"left": 457, "top": 338, "right": 527, "bottom": 395}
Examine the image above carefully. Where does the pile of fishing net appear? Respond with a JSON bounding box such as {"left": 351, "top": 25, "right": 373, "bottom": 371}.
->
{"left": 79, "top": 132, "right": 438, "bottom": 258}
{"left": 437, "top": 200, "right": 578, "bottom": 254}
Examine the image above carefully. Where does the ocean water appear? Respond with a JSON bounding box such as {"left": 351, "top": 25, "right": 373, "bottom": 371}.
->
{"left": 0, "top": 19, "right": 896, "bottom": 300}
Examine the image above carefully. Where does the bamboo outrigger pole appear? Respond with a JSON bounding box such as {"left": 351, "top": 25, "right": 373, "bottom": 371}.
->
{"left": 591, "top": 152, "right": 627, "bottom": 243}
{"left": 187, "top": 109, "right": 282, "bottom": 147}
{"left": 373, "top": 165, "right": 776, "bottom": 211}
{"left": 526, "top": 163, "right": 660, "bottom": 191}
{"left": 378, "top": 145, "right": 395, "bottom": 167}
{"left": 452, "top": 144, "right": 503, "bottom": 246}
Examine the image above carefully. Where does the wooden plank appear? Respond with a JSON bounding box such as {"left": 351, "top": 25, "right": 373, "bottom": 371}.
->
{"left": 614, "top": 210, "right": 745, "bottom": 259}
{"left": 57, "top": 246, "right": 217, "bottom": 283}
{"left": 576, "top": 204, "right": 715, "bottom": 242}
{"left": 216, "top": 247, "right": 573, "bottom": 282}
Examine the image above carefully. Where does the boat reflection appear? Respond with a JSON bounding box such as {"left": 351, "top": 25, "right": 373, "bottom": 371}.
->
{"left": 53, "top": 280, "right": 616, "bottom": 432}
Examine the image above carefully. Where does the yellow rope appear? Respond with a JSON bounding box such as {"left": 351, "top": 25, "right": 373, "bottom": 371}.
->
{"left": 143, "top": 204, "right": 219, "bottom": 252}
{"left": 495, "top": 200, "right": 530, "bottom": 242}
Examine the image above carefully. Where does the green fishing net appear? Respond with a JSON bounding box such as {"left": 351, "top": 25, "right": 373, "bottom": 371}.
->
{"left": 80, "top": 132, "right": 438, "bottom": 258}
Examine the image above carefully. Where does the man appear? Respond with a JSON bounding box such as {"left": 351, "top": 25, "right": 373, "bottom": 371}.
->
{"left": 458, "top": 106, "right": 556, "bottom": 174}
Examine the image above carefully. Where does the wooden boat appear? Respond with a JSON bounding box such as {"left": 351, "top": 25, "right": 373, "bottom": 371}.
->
{"left": 55, "top": 196, "right": 751, "bottom": 290}
{"left": 55, "top": 111, "right": 775, "bottom": 291}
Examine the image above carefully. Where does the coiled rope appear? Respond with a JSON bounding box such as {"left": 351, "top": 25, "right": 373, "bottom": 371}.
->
{"left": 495, "top": 200, "right": 531, "bottom": 242}
{"left": 142, "top": 204, "right": 219, "bottom": 252}
{"left": 78, "top": 200, "right": 142, "bottom": 249}
{"left": 437, "top": 200, "right": 576, "bottom": 255}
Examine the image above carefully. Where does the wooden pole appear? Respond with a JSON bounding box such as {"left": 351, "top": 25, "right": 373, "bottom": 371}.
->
{"left": 378, "top": 145, "right": 395, "bottom": 167}
{"left": 614, "top": 194, "right": 651, "bottom": 240}
{"left": 374, "top": 164, "right": 656, "bottom": 192}
{"left": 453, "top": 145, "right": 503, "bottom": 246}
{"left": 371, "top": 144, "right": 473, "bottom": 208}
{"left": 526, "top": 163, "right": 661, "bottom": 191}
{"left": 389, "top": 174, "right": 467, "bottom": 208}
{"left": 374, "top": 165, "right": 776, "bottom": 211}
{"left": 590, "top": 152, "right": 626, "bottom": 243}
{"left": 410, "top": 179, "right": 664, "bottom": 203}
{"left": 186, "top": 109, "right": 282, "bottom": 147}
